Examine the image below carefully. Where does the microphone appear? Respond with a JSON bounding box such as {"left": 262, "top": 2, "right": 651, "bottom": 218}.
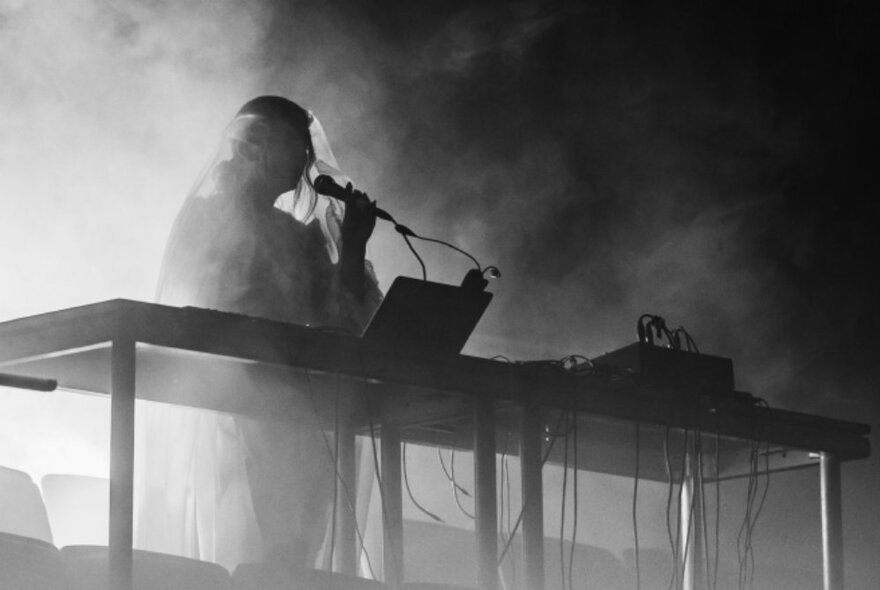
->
{"left": 313, "top": 175, "right": 393, "bottom": 222}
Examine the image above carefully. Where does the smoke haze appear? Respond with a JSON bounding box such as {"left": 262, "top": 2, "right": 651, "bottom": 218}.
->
{"left": 1, "top": 0, "right": 878, "bottom": 586}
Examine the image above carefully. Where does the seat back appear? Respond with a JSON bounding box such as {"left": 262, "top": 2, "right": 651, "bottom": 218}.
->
{"left": 0, "top": 465, "right": 54, "bottom": 543}
{"left": 622, "top": 547, "right": 673, "bottom": 590}
{"left": 542, "top": 538, "right": 628, "bottom": 590}
{"left": 234, "top": 563, "right": 386, "bottom": 590}
{"left": 403, "top": 584, "right": 475, "bottom": 590}
{"left": 403, "top": 519, "right": 627, "bottom": 590}
{"left": 0, "top": 531, "right": 72, "bottom": 590}
{"left": 401, "top": 520, "right": 476, "bottom": 587}
{"left": 61, "top": 545, "right": 234, "bottom": 590}
{"left": 41, "top": 474, "right": 109, "bottom": 547}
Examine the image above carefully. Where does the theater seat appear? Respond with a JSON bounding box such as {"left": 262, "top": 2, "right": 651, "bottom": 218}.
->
{"left": 542, "top": 539, "right": 627, "bottom": 590}
{"left": 61, "top": 545, "right": 234, "bottom": 590}
{"left": 403, "top": 584, "right": 475, "bottom": 590}
{"left": 0, "top": 531, "right": 72, "bottom": 590}
{"left": 403, "top": 519, "right": 627, "bottom": 590}
{"left": 40, "top": 474, "right": 109, "bottom": 547}
{"left": 622, "top": 547, "right": 673, "bottom": 590}
{"left": 233, "top": 563, "right": 386, "bottom": 590}
{"left": 0, "top": 465, "right": 54, "bottom": 543}
{"left": 401, "top": 520, "right": 476, "bottom": 587}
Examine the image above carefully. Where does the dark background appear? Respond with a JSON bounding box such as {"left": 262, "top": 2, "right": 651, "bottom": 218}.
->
{"left": 265, "top": 1, "right": 880, "bottom": 585}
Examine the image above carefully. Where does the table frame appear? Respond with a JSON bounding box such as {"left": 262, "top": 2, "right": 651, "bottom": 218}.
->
{"left": 0, "top": 300, "right": 870, "bottom": 590}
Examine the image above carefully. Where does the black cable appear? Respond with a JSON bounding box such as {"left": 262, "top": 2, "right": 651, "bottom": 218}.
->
{"left": 744, "top": 437, "right": 772, "bottom": 590}
{"left": 637, "top": 314, "right": 653, "bottom": 344}
{"left": 450, "top": 449, "right": 475, "bottom": 520}
{"left": 410, "top": 233, "right": 482, "bottom": 270}
{"left": 751, "top": 405, "right": 772, "bottom": 583}
{"left": 496, "top": 411, "right": 568, "bottom": 566}
{"left": 737, "top": 437, "right": 760, "bottom": 590}
{"left": 699, "top": 432, "right": 712, "bottom": 590}
{"left": 560, "top": 412, "right": 569, "bottom": 590}
{"left": 402, "top": 442, "right": 444, "bottom": 523}
{"left": 302, "top": 368, "right": 377, "bottom": 579}
{"left": 505, "top": 447, "right": 512, "bottom": 535}
{"left": 354, "top": 347, "right": 387, "bottom": 582}
{"left": 750, "top": 442, "right": 771, "bottom": 586}
{"left": 713, "top": 432, "right": 721, "bottom": 590}
{"left": 659, "top": 324, "right": 678, "bottom": 350}
{"left": 438, "top": 447, "right": 472, "bottom": 497}
{"left": 677, "top": 328, "right": 699, "bottom": 354}
{"left": 741, "top": 454, "right": 756, "bottom": 590}
{"left": 497, "top": 433, "right": 517, "bottom": 586}
{"left": 498, "top": 438, "right": 510, "bottom": 536}
{"left": 356, "top": 339, "right": 408, "bottom": 581}
{"left": 745, "top": 445, "right": 758, "bottom": 589}
{"left": 663, "top": 426, "right": 677, "bottom": 590}
{"left": 568, "top": 412, "right": 579, "bottom": 590}
{"left": 328, "top": 372, "right": 340, "bottom": 569}
{"left": 747, "top": 440, "right": 762, "bottom": 589}
{"left": 504, "top": 449, "right": 516, "bottom": 585}
{"left": 366, "top": 404, "right": 391, "bottom": 581}
{"left": 742, "top": 407, "right": 770, "bottom": 590}
{"left": 633, "top": 422, "right": 641, "bottom": 590}
{"left": 637, "top": 314, "right": 702, "bottom": 353}
{"left": 673, "top": 328, "right": 687, "bottom": 352}
{"left": 438, "top": 446, "right": 476, "bottom": 533}
{"left": 399, "top": 231, "right": 427, "bottom": 280}
{"left": 388, "top": 215, "right": 499, "bottom": 285}
{"left": 650, "top": 316, "right": 668, "bottom": 347}
{"left": 735, "top": 447, "right": 748, "bottom": 590}
{"left": 498, "top": 446, "right": 505, "bottom": 542}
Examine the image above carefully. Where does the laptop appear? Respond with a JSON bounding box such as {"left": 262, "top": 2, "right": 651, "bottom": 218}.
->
{"left": 362, "top": 276, "right": 493, "bottom": 355}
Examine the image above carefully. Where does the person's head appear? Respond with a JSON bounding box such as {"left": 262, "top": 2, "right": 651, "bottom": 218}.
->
{"left": 220, "top": 96, "right": 315, "bottom": 209}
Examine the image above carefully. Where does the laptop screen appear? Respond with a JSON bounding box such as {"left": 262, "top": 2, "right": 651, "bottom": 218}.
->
{"left": 362, "top": 276, "right": 493, "bottom": 355}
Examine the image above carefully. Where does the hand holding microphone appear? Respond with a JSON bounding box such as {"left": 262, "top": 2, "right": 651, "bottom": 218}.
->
{"left": 314, "top": 174, "right": 382, "bottom": 250}
{"left": 313, "top": 175, "right": 394, "bottom": 222}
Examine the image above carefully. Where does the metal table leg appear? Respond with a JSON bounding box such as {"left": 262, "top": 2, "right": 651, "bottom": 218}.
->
{"left": 821, "top": 453, "right": 845, "bottom": 590}
{"left": 334, "top": 416, "right": 358, "bottom": 575}
{"left": 520, "top": 403, "right": 544, "bottom": 590}
{"left": 109, "top": 338, "right": 135, "bottom": 590}
{"left": 679, "top": 457, "right": 693, "bottom": 590}
{"left": 679, "top": 437, "right": 705, "bottom": 590}
{"left": 381, "top": 424, "right": 403, "bottom": 589}
{"left": 474, "top": 397, "right": 497, "bottom": 590}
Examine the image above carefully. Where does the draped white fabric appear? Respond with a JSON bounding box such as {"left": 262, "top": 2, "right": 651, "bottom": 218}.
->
{"left": 134, "top": 103, "right": 382, "bottom": 571}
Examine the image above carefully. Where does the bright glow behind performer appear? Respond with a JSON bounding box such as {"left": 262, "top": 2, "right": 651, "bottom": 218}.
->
{"left": 136, "top": 96, "right": 382, "bottom": 570}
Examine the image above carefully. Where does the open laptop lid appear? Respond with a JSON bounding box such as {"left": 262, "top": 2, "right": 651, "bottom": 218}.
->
{"left": 362, "top": 276, "right": 493, "bottom": 355}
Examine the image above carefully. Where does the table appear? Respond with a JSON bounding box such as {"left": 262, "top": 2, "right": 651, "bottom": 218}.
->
{"left": 0, "top": 300, "right": 870, "bottom": 590}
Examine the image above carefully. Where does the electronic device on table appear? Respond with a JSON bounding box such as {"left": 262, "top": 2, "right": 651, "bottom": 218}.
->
{"left": 362, "top": 272, "right": 492, "bottom": 356}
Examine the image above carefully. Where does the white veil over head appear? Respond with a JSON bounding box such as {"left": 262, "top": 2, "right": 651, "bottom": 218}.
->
{"left": 157, "top": 97, "right": 354, "bottom": 300}
{"left": 275, "top": 111, "right": 350, "bottom": 263}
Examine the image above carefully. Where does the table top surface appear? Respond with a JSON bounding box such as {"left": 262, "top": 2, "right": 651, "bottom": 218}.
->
{"left": 0, "top": 299, "right": 871, "bottom": 481}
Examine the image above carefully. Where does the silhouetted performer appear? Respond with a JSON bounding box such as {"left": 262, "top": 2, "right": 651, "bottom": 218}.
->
{"left": 135, "top": 96, "right": 382, "bottom": 570}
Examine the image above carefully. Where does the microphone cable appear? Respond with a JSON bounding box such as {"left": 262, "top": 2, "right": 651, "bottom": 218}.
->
{"left": 393, "top": 222, "right": 500, "bottom": 283}
{"left": 314, "top": 175, "right": 500, "bottom": 282}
